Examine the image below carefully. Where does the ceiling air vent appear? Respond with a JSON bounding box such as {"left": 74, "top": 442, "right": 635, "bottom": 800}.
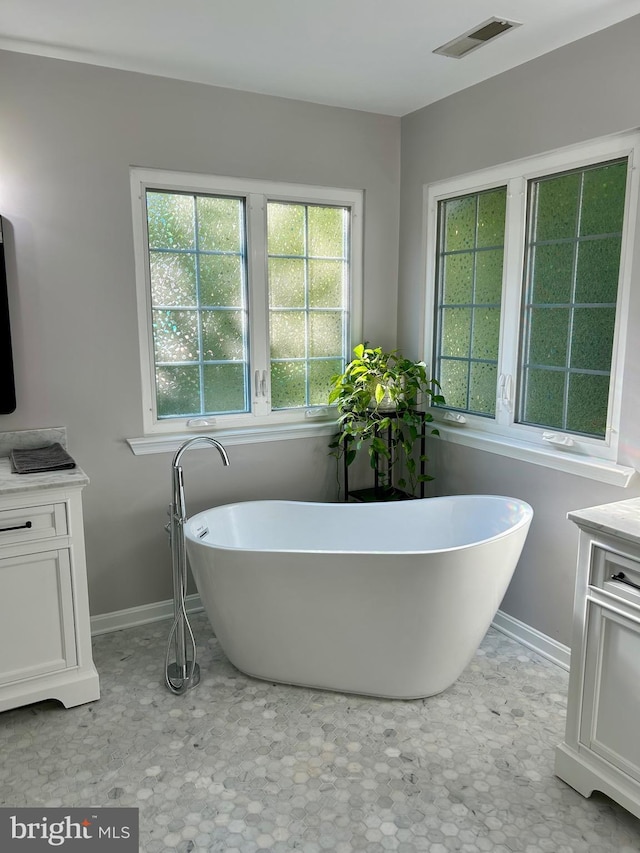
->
{"left": 433, "top": 17, "right": 521, "bottom": 59}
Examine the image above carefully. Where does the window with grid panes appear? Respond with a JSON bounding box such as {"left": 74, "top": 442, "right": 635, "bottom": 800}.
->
{"left": 426, "top": 132, "right": 639, "bottom": 465}
{"left": 434, "top": 187, "right": 506, "bottom": 417}
{"left": 519, "top": 161, "right": 627, "bottom": 437}
{"left": 267, "top": 202, "right": 351, "bottom": 410}
{"left": 131, "top": 169, "right": 362, "bottom": 435}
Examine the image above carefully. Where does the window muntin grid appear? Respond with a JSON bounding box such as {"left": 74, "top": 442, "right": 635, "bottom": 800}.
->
{"left": 434, "top": 187, "right": 507, "bottom": 417}
{"left": 267, "top": 202, "right": 351, "bottom": 410}
{"left": 145, "top": 190, "right": 249, "bottom": 419}
{"left": 517, "top": 159, "right": 628, "bottom": 438}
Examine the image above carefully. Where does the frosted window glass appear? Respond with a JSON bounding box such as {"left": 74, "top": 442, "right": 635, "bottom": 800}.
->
{"left": 149, "top": 252, "right": 197, "bottom": 307}
{"left": 309, "top": 359, "right": 343, "bottom": 406}
{"left": 471, "top": 308, "right": 500, "bottom": 361}
{"left": 267, "top": 201, "right": 350, "bottom": 411}
{"left": 444, "top": 196, "right": 476, "bottom": 252}
{"left": 269, "top": 258, "right": 305, "bottom": 308}
{"left": 567, "top": 373, "right": 609, "bottom": 435}
{"left": 271, "top": 361, "right": 306, "bottom": 409}
{"left": 441, "top": 308, "right": 471, "bottom": 358}
{"left": 268, "top": 203, "right": 305, "bottom": 256}
{"left": 309, "top": 312, "right": 343, "bottom": 357}
{"left": 156, "top": 365, "right": 200, "bottom": 417}
{"left": 270, "top": 311, "right": 306, "bottom": 359}
{"left": 476, "top": 189, "right": 506, "bottom": 248}
{"left": 530, "top": 243, "right": 574, "bottom": 304}
{"left": 519, "top": 159, "right": 627, "bottom": 438}
{"left": 580, "top": 162, "right": 627, "bottom": 236}
{"left": 522, "top": 369, "right": 565, "bottom": 429}
{"left": 147, "top": 192, "right": 194, "bottom": 249}
{"left": 443, "top": 254, "right": 473, "bottom": 304}
{"left": 528, "top": 307, "right": 570, "bottom": 367}
{"left": 203, "top": 364, "right": 246, "bottom": 413}
{"left": 534, "top": 173, "right": 580, "bottom": 242}
{"left": 140, "top": 179, "right": 358, "bottom": 425}
{"left": 152, "top": 310, "right": 199, "bottom": 363}
{"left": 469, "top": 363, "right": 497, "bottom": 416}
{"left": 201, "top": 311, "right": 245, "bottom": 361}
{"left": 439, "top": 360, "right": 468, "bottom": 410}
{"left": 474, "top": 250, "right": 503, "bottom": 304}
{"left": 197, "top": 196, "right": 242, "bottom": 252}
{"left": 570, "top": 308, "right": 616, "bottom": 372}
{"left": 199, "top": 255, "right": 243, "bottom": 306}
{"left": 309, "top": 260, "right": 344, "bottom": 308}
{"left": 146, "top": 190, "right": 249, "bottom": 418}
{"left": 308, "top": 206, "right": 346, "bottom": 258}
{"left": 435, "top": 187, "right": 506, "bottom": 416}
{"left": 575, "top": 238, "right": 621, "bottom": 304}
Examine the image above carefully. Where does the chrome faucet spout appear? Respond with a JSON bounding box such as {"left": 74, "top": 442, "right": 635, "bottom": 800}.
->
{"left": 165, "top": 435, "right": 230, "bottom": 695}
{"left": 171, "top": 436, "right": 230, "bottom": 523}
{"left": 172, "top": 435, "right": 230, "bottom": 472}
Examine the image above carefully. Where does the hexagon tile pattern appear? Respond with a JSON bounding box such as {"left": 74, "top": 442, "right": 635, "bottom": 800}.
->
{"left": 1, "top": 614, "right": 639, "bottom": 852}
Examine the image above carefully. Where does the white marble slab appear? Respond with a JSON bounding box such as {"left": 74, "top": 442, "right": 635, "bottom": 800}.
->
{"left": 568, "top": 497, "right": 640, "bottom": 547}
{"left": 0, "top": 427, "right": 68, "bottom": 457}
{"left": 0, "top": 457, "right": 89, "bottom": 495}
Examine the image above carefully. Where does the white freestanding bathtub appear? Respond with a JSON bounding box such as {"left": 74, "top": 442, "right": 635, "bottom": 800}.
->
{"left": 185, "top": 495, "right": 533, "bottom": 699}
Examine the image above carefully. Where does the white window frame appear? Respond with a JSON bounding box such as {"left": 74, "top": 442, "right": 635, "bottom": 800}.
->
{"left": 423, "top": 131, "right": 640, "bottom": 486}
{"left": 128, "top": 167, "right": 363, "bottom": 452}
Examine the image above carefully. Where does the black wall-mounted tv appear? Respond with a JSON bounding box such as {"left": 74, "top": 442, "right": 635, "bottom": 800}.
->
{"left": 0, "top": 217, "right": 16, "bottom": 414}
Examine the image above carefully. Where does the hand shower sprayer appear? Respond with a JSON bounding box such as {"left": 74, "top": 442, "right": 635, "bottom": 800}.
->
{"left": 164, "top": 436, "right": 230, "bottom": 695}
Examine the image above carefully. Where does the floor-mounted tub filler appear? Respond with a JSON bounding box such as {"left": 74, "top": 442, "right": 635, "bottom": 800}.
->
{"left": 185, "top": 495, "right": 533, "bottom": 699}
{"left": 164, "top": 436, "right": 230, "bottom": 695}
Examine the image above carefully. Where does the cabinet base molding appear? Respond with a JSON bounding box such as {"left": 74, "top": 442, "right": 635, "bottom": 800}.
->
{"left": 0, "top": 664, "right": 100, "bottom": 713}
{"left": 555, "top": 742, "right": 640, "bottom": 821}
{"left": 0, "top": 458, "right": 99, "bottom": 713}
{"left": 558, "top": 498, "right": 640, "bottom": 823}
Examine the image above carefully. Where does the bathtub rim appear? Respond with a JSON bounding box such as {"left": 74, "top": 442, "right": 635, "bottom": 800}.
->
{"left": 185, "top": 493, "right": 533, "bottom": 556}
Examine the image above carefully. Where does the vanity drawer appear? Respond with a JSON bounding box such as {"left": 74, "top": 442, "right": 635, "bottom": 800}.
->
{"left": 590, "top": 545, "right": 640, "bottom": 610}
{"left": 0, "top": 503, "right": 68, "bottom": 547}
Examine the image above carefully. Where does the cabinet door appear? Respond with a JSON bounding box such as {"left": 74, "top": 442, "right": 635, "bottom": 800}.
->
{"left": 0, "top": 549, "right": 77, "bottom": 686}
{"left": 580, "top": 600, "right": 640, "bottom": 782}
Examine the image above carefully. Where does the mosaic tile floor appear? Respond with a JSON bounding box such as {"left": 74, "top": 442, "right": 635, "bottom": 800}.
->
{"left": 1, "top": 614, "right": 640, "bottom": 852}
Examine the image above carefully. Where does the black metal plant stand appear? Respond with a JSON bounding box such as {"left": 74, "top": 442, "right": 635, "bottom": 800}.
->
{"left": 342, "top": 410, "right": 427, "bottom": 502}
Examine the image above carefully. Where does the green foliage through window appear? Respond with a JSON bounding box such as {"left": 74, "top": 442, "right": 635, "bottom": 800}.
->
{"left": 146, "top": 190, "right": 249, "bottom": 419}
{"left": 268, "top": 202, "right": 350, "bottom": 410}
{"left": 434, "top": 187, "right": 506, "bottom": 416}
{"left": 142, "top": 184, "right": 355, "bottom": 423}
{"left": 519, "top": 160, "right": 627, "bottom": 438}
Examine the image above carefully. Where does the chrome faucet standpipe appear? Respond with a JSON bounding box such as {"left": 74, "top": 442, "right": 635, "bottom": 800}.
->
{"left": 164, "top": 436, "right": 230, "bottom": 695}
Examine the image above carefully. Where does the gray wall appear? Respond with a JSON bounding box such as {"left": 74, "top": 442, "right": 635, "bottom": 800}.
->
{"left": 3, "top": 19, "right": 639, "bottom": 644}
{"left": 0, "top": 50, "right": 401, "bottom": 616}
{"left": 399, "top": 17, "right": 640, "bottom": 646}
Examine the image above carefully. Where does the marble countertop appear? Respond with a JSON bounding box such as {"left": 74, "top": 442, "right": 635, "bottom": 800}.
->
{"left": 0, "top": 457, "right": 89, "bottom": 495}
{"left": 0, "top": 426, "right": 89, "bottom": 495}
{"left": 568, "top": 497, "right": 640, "bottom": 547}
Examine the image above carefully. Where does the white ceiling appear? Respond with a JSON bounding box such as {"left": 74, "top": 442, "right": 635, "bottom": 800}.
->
{"left": 2, "top": 0, "right": 640, "bottom": 116}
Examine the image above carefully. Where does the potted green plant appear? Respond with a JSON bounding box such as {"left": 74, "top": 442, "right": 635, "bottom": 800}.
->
{"left": 328, "top": 343, "right": 445, "bottom": 499}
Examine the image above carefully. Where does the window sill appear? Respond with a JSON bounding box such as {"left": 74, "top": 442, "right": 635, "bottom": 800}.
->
{"left": 126, "top": 419, "right": 339, "bottom": 456}
{"left": 436, "top": 423, "right": 636, "bottom": 488}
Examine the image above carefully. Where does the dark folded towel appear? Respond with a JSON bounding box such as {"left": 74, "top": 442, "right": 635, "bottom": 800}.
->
{"left": 10, "top": 442, "right": 76, "bottom": 474}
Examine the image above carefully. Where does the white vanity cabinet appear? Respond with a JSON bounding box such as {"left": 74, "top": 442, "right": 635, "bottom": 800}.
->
{"left": 555, "top": 497, "right": 640, "bottom": 819}
{"left": 0, "top": 461, "right": 99, "bottom": 712}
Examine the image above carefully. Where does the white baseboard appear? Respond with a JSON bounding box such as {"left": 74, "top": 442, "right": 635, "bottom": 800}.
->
{"left": 90, "top": 594, "right": 203, "bottom": 636}
{"left": 491, "top": 609, "right": 571, "bottom": 671}
{"left": 91, "top": 597, "right": 570, "bottom": 672}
